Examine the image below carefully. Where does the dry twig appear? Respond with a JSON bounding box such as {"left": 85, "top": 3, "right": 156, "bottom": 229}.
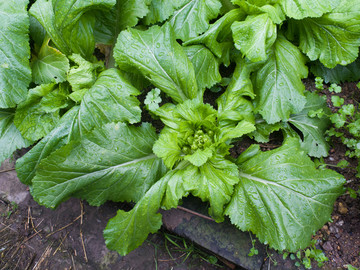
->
{"left": 71, "top": 254, "right": 77, "bottom": 270}
{"left": 32, "top": 243, "right": 53, "bottom": 270}
{"left": 21, "top": 229, "right": 43, "bottom": 244}
{"left": 80, "top": 229, "right": 88, "bottom": 262}
{"left": 0, "top": 168, "right": 15, "bottom": 173}
{"left": 176, "top": 206, "right": 215, "bottom": 221}
{"left": 53, "top": 231, "right": 69, "bottom": 256}
{"left": 46, "top": 214, "right": 83, "bottom": 238}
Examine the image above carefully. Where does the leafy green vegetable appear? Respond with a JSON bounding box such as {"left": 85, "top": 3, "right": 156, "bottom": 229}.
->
{"left": 183, "top": 45, "right": 221, "bottom": 91}
{"left": 14, "top": 83, "right": 62, "bottom": 141}
{"left": 184, "top": 8, "right": 246, "bottom": 65}
{"left": 217, "top": 56, "right": 258, "bottom": 127}
{"left": 16, "top": 68, "right": 142, "bottom": 185}
{"left": 32, "top": 122, "right": 167, "bottom": 208}
{"left": 72, "top": 68, "right": 142, "bottom": 130}
{"left": 0, "top": 110, "right": 31, "bottom": 164}
{"left": 278, "top": 0, "right": 336, "bottom": 19}
{"left": 31, "top": 38, "right": 70, "bottom": 85}
{"left": 310, "top": 59, "right": 360, "bottom": 84}
{"left": 94, "top": 0, "right": 151, "bottom": 45}
{"left": 1, "top": 0, "right": 356, "bottom": 260}
{"left": 67, "top": 54, "right": 104, "bottom": 94}
{"left": 288, "top": 92, "right": 331, "bottom": 157}
{"left": 168, "top": 0, "right": 222, "bottom": 41}
{"left": 16, "top": 106, "right": 81, "bottom": 185}
{"left": 250, "top": 92, "right": 331, "bottom": 157}
{"left": 226, "top": 138, "right": 345, "bottom": 252}
{"left": 0, "top": 0, "right": 31, "bottom": 108}
{"left": 152, "top": 98, "right": 254, "bottom": 221}
{"left": 114, "top": 23, "right": 200, "bottom": 103}
{"left": 232, "top": 13, "right": 276, "bottom": 62}
{"left": 288, "top": 2, "right": 360, "bottom": 68}
{"left": 104, "top": 171, "right": 171, "bottom": 255}
{"left": 144, "top": 0, "right": 187, "bottom": 25}
{"left": 30, "top": 0, "right": 115, "bottom": 58}
{"left": 144, "top": 88, "right": 162, "bottom": 112}
{"left": 253, "top": 35, "right": 308, "bottom": 124}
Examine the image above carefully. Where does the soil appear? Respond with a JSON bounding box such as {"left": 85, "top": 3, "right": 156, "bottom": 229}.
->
{"left": 311, "top": 81, "right": 360, "bottom": 269}
{"left": 0, "top": 79, "right": 360, "bottom": 270}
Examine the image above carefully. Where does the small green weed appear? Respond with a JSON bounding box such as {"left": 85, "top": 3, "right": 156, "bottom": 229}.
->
{"left": 347, "top": 187, "right": 360, "bottom": 199}
{"left": 310, "top": 80, "right": 360, "bottom": 177}
{"left": 248, "top": 234, "right": 259, "bottom": 257}
{"left": 162, "top": 232, "right": 221, "bottom": 267}
{"left": 0, "top": 202, "right": 18, "bottom": 219}
{"left": 283, "top": 240, "right": 328, "bottom": 269}
{"left": 346, "top": 264, "right": 359, "bottom": 270}
{"left": 315, "top": 77, "right": 324, "bottom": 90}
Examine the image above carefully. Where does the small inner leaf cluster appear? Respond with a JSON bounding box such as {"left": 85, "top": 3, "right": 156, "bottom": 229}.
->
{"left": 182, "top": 129, "right": 214, "bottom": 154}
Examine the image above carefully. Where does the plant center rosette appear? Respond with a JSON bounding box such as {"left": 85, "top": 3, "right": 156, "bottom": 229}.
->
{"left": 152, "top": 99, "right": 256, "bottom": 220}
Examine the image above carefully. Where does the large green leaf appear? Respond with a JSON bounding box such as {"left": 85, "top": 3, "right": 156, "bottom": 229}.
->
{"left": 168, "top": 0, "right": 222, "bottom": 41}
{"left": 14, "top": 83, "right": 62, "bottom": 141}
{"left": 219, "top": 120, "right": 256, "bottom": 142}
{"left": 232, "top": 0, "right": 286, "bottom": 24}
{"left": 184, "top": 8, "right": 246, "bottom": 65}
{"left": 288, "top": 2, "right": 360, "bottom": 68}
{"left": 153, "top": 131, "right": 182, "bottom": 169}
{"left": 64, "top": 12, "right": 96, "bottom": 59}
{"left": 288, "top": 92, "right": 331, "bottom": 158}
{"left": 250, "top": 92, "right": 331, "bottom": 157}
{"left": 114, "top": 24, "right": 199, "bottom": 103}
{"left": 30, "top": 0, "right": 115, "bottom": 58}
{"left": 104, "top": 171, "right": 172, "bottom": 255}
{"left": 225, "top": 138, "right": 345, "bottom": 252}
{"left": 74, "top": 68, "right": 142, "bottom": 132}
{"left": 278, "top": 0, "right": 336, "bottom": 19}
{"left": 232, "top": 13, "right": 277, "bottom": 62}
{"left": 217, "top": 57, "right": 259, "bottom": 127}
{"left": 144, "top": 0, "right": 187, "bottom": 25}
{"left": 15, "top": 106, "right": 80, "bottom": 185}
{"left": 253, "top": 35, "right": 308, "bottom": 124}
{"left": 249, "top": 117, "right": 283, "bottom": 143}
{"left": 29, "top": 15, "right": 47, "bottom": 49}
{"left": 183, "top": 45, "right": 221, "bottom": 92}
{"left": 32, "top": 122, "right": 167, "bottom": 208}
{"left": 67, "top": 54, "right": 104, "bottom": 93}
{"left": 183, "top": 156, "right": 239, "bottom": 221}
{"left": 94, "top": 0, "right": 151, "bottom": 45}
{"left": 31, "top": 38, "right": 70, "bottom": 85}
{"left": 310, "top": 59, "right": 360, "bottom": 84}
{"left": 103, "top": 153, "right": 239, "bottom": 255}
{"left": 16, "top": 69, "right": 142, "bottom": 185}
{"left": 0, "top": 110, "right": 31, "bottom": 165}
{"left": 160, "top": 155, "right": 239, "bottom": 221}
{"left": 0, "top": 0, "right": 31, "bottom": 108}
